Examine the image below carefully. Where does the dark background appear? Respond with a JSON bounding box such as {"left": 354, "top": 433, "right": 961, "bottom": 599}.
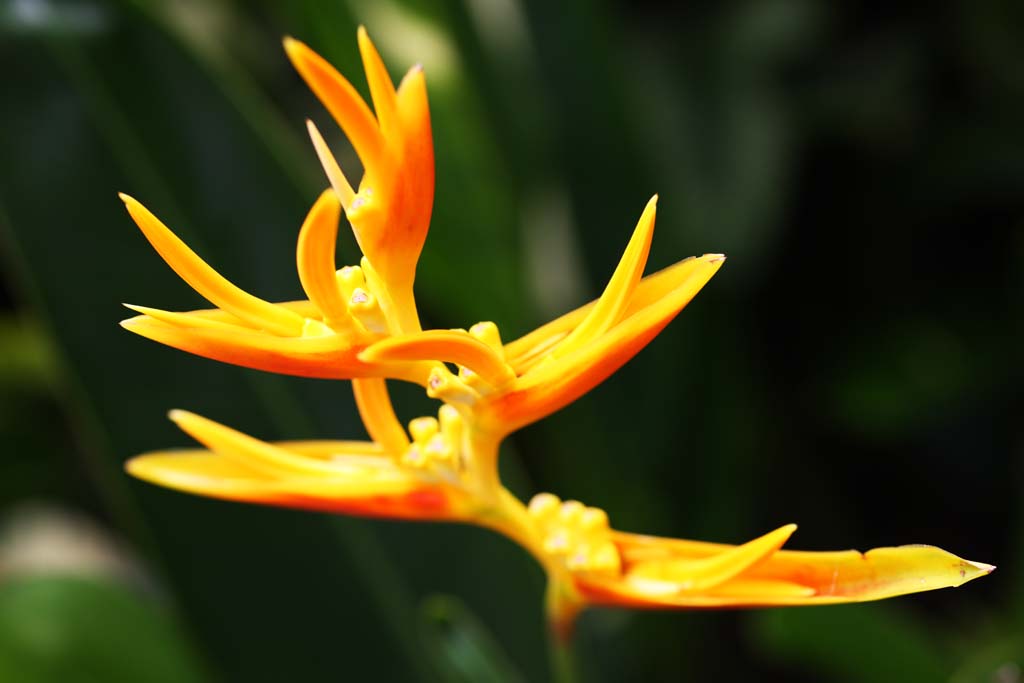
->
{"left": 0, "top": 0, "right": 1021, "bottom": 681}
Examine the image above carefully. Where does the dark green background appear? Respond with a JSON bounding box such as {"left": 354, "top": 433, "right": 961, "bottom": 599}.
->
{"left": 1, "top": 0, "right": 1020, "bottom": 681}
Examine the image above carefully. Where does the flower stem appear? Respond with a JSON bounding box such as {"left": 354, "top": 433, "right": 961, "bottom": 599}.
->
{"left": 547, "top": 618, "right": 578, "bottom": 683}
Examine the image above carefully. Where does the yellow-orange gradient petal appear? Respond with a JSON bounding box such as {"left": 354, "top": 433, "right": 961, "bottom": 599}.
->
{"left": 572, "top": 530, "right": 994, "bottom": 609}
{"left": 119, "top": 310, "right": 430, "bottom": 384}
{"left": 484, "top": 254, "right": 725, "bottom": 433}
{"left": 125, "top": 416, "right": 464, "bottom": 521}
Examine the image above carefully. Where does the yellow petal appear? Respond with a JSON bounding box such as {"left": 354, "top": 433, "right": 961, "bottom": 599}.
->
{"left": 120, "top": 194, "right": 305, "bottom": 336}
{"left": 306, "top": 120, "right": 355, "bottom": 207}
{"left": 503, "top": 255, "right": 704, "bottom": 371}
{"left": 627, "top": 524, "right": 797, "bottom": 593}
{"left": 485, "top": 254, "right": 724, "bottom": 433}
{"left": 168, "top": 410, "right": 349, "bottom": 476}
{"left": 360, "top": 330, "right": 515, "bottom": 388}
{"left": 295, "top": 189, "right": 358, "bottom": 331}
{"left": 125, "top": 448, "right": 456, "bottom": 520}
{"left": 581, "top": 530, "right": 995, "bottom": 608}
{"left": 550, "top": 195, "right": 657, "bottom": 359}
{"left": 283, "top": 37, "right": 384, "bottom": 175}
{"left": 352, "top": 377, "right": 410, "bottom": 456}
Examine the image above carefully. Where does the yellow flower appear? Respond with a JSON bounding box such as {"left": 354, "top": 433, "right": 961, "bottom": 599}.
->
{"left": 121, "top": 28, "right": 990, "bottom": 639}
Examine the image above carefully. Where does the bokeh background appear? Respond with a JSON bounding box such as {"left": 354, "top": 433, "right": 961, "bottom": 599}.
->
{"left": 1, "top": 0, "right": 1021, "bottom": 680}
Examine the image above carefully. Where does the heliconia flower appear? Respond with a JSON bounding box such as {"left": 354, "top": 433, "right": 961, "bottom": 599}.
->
{"left": 359, "top": 196, "right": 726, "bottom": 434}
{"left": 119, "top": 27, "right": 992, "bottom": 651}
{"left": 523, "top": 493, "right": 994, "bottom": 634}
{"left": 126, "top": 379, "right": 477, "bottom": 522}
{"left": 119, "top": 32, "right": 721, "bottom": 418}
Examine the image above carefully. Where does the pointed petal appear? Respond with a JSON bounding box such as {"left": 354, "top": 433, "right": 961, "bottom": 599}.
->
{"left": 120, "top": 194, "right": 305, "bottom": 336}
{"left": 581, "top": 531, "right": 994, "bottom": 608}
{"left": 352, "top": 377, "right": 410, "bottom": 456}
{"left": 504, "top": 255, "right": 704, "bottom": 371}
{"left": 306, "top": 120, "right": 355, "bottom": 207}
{"left": 295, "top": 190, "right": 357, "bottom": 330}
{"left": 122, "top": 304, "right": 244, "bottom": 332}
{"left": 125, "top": 448, "right": 457, "bottom": 520}
{"left": 551, "top": 196, "right": 657, "bottom": 359}
{"left": 357, "top": 27, "right": 399, "bottom": 139}
{"left": 120, "top": 312, "right": 433, "bottom": 383}
{"left": 627, "top": 524, "right": 797, "bottom": 594}
{"left": 168, "top": 410, "right": 349, "bottom": 476}
{"left": 360, "top": 331, "right": 515, "bottom": 388}
{"left": 283, "top": 37, "right": 385, "bottom": 173}
{"left": 485, "top": 254, "right": 725, "bottom": 433}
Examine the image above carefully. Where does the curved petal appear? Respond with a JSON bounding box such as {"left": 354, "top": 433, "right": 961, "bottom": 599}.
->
{"left": 483, "top": 254, "right": 725, "bottom": 433}
{"left": 574, "top": 530, "right": 994, "bottom": 609}
{"left": 503, "top": 255, "right": 708, "bottom": 371}
{"left": 126, "top": 413, "right": 468, "bottom": 522}
{"left": 120, "top": 311, "right": 431, "bottom": 383}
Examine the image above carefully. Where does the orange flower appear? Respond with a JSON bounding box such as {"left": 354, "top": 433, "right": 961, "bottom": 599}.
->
{"left": 120, "top": 28, "right": 991, "bottom": 644}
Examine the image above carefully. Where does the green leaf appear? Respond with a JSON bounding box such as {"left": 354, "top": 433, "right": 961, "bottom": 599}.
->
{"left": 0, "top": 575, "right": 210, "bottom": 683}
{"left": 748, "top": 604, "right": 950, "bottom": 683}
{"left": 419, "top": 594, "right": 526, "bottom": 683}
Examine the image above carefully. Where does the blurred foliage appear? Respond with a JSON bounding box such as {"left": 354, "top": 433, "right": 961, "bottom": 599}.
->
{"left": 0, "top": 0, "right": 1020, "bottom": 681}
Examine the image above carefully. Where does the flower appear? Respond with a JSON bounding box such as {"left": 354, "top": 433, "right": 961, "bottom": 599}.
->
{"left": 120, "top": 28, "right": 991, "bottom": 643}
{"left": 522, "top": 493, "right": 994, "bottom": 634}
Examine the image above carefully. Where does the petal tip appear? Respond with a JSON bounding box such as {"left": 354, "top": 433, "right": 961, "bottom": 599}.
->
{"left": 167, "top": 408, "right": 191, "bottom": 424}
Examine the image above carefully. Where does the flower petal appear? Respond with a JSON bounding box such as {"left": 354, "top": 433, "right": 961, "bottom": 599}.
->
{"left": 283, "top": 36, "right": 385, "bottom": 175}
{"left": 503, "top": 255, "right": 707, "bottom": 372}
{"left": 484, "top": 254, "right": 725, "bottom": 433}
{"left": 360, "top": 330, "right": 515, "bottom": 388}
{"left": 126, "top": 415, "right": 463, "bottom": 521}
{"left": 626, "top": 524, "right": 797, "bottom": 593}
{"left": 578, "top": 530, "right": 995, "bottom": 608}
{"left": 120, "top": 194, "right": 305, "bottom": 337}
{"left": 119, "top": 311, "right": 430, "bottom": 383}
{"left": 549, "top": 195, "right": 657, "bottom": 359}
{"left": 295, "top": 189, "right": 360, "bottom": 332}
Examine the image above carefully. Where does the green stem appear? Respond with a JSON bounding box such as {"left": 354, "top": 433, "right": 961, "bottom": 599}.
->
{"left": 547, "top": 605, "right": 579, "bottom": 683}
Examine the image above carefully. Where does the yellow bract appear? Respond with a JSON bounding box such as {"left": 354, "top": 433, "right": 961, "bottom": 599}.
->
{"left": 120, "top": 28, "right": 991, "bottom": 638}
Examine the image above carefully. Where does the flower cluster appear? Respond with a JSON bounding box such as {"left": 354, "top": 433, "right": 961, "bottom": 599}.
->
{"left": 120, "top": 28, "right": 991, "bottom": 636}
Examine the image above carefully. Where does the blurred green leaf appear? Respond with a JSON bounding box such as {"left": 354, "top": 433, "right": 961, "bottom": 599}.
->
{"left": 419, "top": 594, "right": 526, "bottom": 683}
{"left": 749, "top": 604, "right": 949, "bottom": 683}
{"left": 0, "top": 317, "right": 59, "bottom": 391}
{"left": 0, "top": 575, "right": 210, "bottom": 683}
{"left": 951, "top": 632, "right": 1024, "bottom": 683}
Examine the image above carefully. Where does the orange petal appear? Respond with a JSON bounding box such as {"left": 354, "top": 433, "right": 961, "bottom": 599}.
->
{"left": 119, "top": 311, "right": 427, "bottom": 383}
{"left": 295, "top": 189, "right": 359, "bottom": 332}
{"left": 361, "top": 330, "right": 515, "bottom": 388}
{"left": 126, "top": 447, "right": 457, "bottom": 521}
{"left": 357, "top": 27, "right": 399, "bottom": 139}
{"left": 283, "top": 37, "right": 384, "bottom": 175}
{"left": 484, "top": 254, "right": 724, "bottom": 433}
